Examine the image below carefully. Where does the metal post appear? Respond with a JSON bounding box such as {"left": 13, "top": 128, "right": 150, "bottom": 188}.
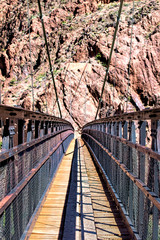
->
{"left": 138, "top": 120, "right": 146, "bottom": 238}
{"left": 151, "top": 120, "right": 159, "bottom": 240}
{"left": 122, "top": 121, "right": 129, "bottom": 210}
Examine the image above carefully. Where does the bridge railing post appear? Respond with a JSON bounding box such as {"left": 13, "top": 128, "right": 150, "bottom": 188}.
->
{"left": 48, "top": 121, "right": 51, "bottom": 134}
{"left": 138, "top": 120, "right": 146, "bottom": 237}
{"left": 128, "top": 121, "right": 137, "bottom": 227}
{"left": 27, "top": 120, "right": 32, "bottom": 142}
{"left": 2, "top": 119, "right": 9, "bottom": 150}
{"left": 40, "top": 121, "right": 44, "bottom": 137}
{"left": 118, "top": 121, "right": 123, "bottom": 199}
{"left": 111, "top": 122, "right": 116, "bottom": 188}
{"left": 122, "top": 120, "right": 129, "bottom": 212}
{"left": 35, "top": 120, "right": 40, "bottom": 139}
{"left": 51, "top": 121, "right": 53, "bottom": 133}
{"left": 150, "top": 120, "right": 159, "bottom": 240}
{"left": 23, "top": 120, "right": 28, "bottom": 143}
{"left": 44, "top": 121, "right": 48, "bottom": 135}
{"left": 18, "top": 119, "right": 25, "bottom": 145}
{"left": 9, "top": 124, "right": 15, "bottom": 149}
{"left": 31, "top": 120, "right": 35, "bottom": 139}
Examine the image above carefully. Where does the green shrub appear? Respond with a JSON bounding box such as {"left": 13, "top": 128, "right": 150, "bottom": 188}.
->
{"left": 67, "top": 16, "right": 72, "bottom": 20}
{"left": 10, "top": 78, "right": 16, "bottom": 86}
{"left": 36, "top": 73, "right": 46, "bottom": 81}
{"left": 96, "top": 52, "right": 102, "bottom": 60}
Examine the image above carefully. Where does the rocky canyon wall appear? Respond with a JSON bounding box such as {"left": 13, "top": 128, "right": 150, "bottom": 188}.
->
{"left": 0, "top": 0, "right": 160, "bottom": 130}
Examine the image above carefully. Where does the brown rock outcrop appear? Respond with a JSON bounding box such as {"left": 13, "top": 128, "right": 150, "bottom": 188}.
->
{"left": 0, "top": 0, "right": 160, "bottom": 130}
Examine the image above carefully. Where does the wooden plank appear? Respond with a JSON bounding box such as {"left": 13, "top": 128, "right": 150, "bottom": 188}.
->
{"left": 80, "top": 139, "right": 132, "bottom": 240}
{"left": 26, "top": 139, "right": 75, "bottom": 240}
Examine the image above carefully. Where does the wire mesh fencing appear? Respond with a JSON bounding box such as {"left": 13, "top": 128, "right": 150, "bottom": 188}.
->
{"left": 0, "top": 129, "right": 73, "bottom": 240}
{"left": 82, "top": 120, "right": 160, "bottom": 240}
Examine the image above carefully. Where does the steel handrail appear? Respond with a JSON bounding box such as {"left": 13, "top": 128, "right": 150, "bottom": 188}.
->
{"left": 84, "top": 107, "right": 160, "bottom": 128}
{"left": 0, "top": 128, "right": 73, "bottom": 163}
{"left": 85, "top": 129, "right": 160, "bottom": 161}
{"left": 0, "top": 130, "right": 73, "bottom": 215}
{"left": 82, "top": 132, "right": 160, "bottom": 210}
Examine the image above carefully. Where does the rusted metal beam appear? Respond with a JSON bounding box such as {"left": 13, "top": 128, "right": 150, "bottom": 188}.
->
{"left": 0, "top": 104, "right": 70, "bottom": 124}
{"left": 85, "top": 107, "right": 160, "bottom": 128}
{"left": 85, "top": 129, "right": 160, "bottom": 161}
{"left": 0, "top": 128, "right": 72, "bottom": 163}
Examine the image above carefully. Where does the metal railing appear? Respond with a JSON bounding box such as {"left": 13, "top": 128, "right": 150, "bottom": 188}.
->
{"left": 0, "top": 105, "right": 74, "bottom": 240}
{"left": 82, "top": 107, "right": 160, "bottom": 240}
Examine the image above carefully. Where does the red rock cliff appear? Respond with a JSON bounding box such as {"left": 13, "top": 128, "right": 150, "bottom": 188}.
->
{"left": 0, "top": 0, "right": 160, "bottom": 129}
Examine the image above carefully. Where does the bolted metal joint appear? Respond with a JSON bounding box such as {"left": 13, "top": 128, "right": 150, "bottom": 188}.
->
{"left": 9, "top": 126, "right": 15, "bottom": 137}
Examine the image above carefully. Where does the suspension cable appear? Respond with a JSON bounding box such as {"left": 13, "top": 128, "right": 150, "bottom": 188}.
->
{"left": 108, "top": 30, "right": 119, "bottom": 116}
{"left": 43, "top": 75, "right": 48, "bottom": 113}
{"left": 42, "top": 0, "right": 48, "bottom": 114}
{"left": 70, "top": 62, "right": 88, "bottom": 106}
{"left": 27, "top": 0, "right": 35, "bottom": 111}
{"left": 126, "top": 0, "right": 134, "bottom": 112}
{"left": 113, "top": 32, "right": 119, "bottom": 102}
{"left": 63, "top": 62, "right": 88, "bottom": 120}
{"left": 37, "top": 0, "right": 62, "bottom": 118}
{"left": 95, "top": 0, "right": 124, "bottom": 120}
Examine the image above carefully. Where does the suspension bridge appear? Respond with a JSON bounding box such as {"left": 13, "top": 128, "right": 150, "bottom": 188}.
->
{"left": 0, "top": 105, "right": 159, "bottom": 240}
{"left": 0, "top": 0, "right": 160, "bottom": 239}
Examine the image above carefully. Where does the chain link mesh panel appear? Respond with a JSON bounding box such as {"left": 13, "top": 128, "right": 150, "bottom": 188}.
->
{"left": 0, "top": 132, "right": 73, "bottom": 240}
{"left": 0, "top": 130, "right": 70, "bottom": 201}
{"left": 82, "top": 128, "right": 160, "bottom": 240}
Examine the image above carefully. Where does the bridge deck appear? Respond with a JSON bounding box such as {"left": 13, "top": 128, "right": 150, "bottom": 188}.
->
{"left": 26, "top": 138, "right": 132, "bottom": 240}
{"left": 81, "top": 139, "right": 131, "bottom": 239}
{"left": 26, "top": 139, "right": 75, "bottom": 239}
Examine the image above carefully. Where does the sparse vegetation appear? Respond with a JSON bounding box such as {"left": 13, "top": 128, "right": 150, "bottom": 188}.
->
{"left": 36, "top": 73, "right": 46, "bottom": 81}
{"left": 0, "top": 141, "right": 2, "bottom": 150}
{"left": 124, "top": 3, "right": 129, "bottom": 7}
{"left": 95, "top": 52, "right": 102, "bottom": 61}
{"left": 66, "top": 16, "right": 72, "bottom": 21}
{"left": 10, "top": 78, "right": 17, "bottom": 86}
{"left": 98, "top": 4, "right": 103, "bottom": 11}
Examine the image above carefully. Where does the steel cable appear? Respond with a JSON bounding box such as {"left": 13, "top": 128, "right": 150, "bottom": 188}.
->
{"left": 63, "top": 62, "right": 88, "bottom": 120}
{"left": 27, "top": 0, "right": 35, "bottom": 111}
{"left": 126, "top": 0, "right": 135, "bottom": 112}
{"left": 95, "top": 0, "right": 124, "bottom": 120}
{"left": 37, "top": 0, "right": 62, "bottom": 118}
{"left": 113, "top": 32, "right": 119, "bottom": 104}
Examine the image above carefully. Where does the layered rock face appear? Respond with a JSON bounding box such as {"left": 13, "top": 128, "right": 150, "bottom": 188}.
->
{"left": 0, "top": 0, "right": 160, "bottom": 129}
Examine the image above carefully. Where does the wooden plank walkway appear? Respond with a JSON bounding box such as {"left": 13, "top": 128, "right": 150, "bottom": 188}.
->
{"left": 26, "top": 139, "right": 75, "bottom": 240}
{"left": 25, "top": 138, "right": 132, "bottom": 240}
{"left": 62, "top": 139, "right": 97, "bottom": 240}
{"left": 80, "top": 139, "right": 132, "bottom": 240}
